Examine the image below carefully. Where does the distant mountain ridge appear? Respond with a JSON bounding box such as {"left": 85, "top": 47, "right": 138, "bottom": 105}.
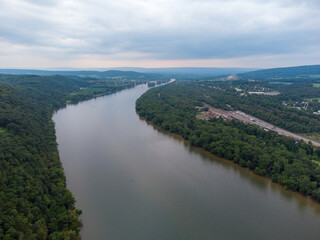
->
{"left": 0, "top": 67, "right": 258, "bottom": 79}
{"left": 2, "top": 65, "right": 320, "bottom": 80}
{"left": 109, "top": 67, "right": 258, "bottom": 77}
{"left": 0, "top": 69, "right": 162, "bottom": 80}
{"left": 238, "top": 65, "right": 320, "bottom": 79}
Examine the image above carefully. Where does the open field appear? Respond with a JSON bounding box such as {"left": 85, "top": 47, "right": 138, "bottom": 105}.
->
{"left": 301, "top": 133, "right": 320, "bottom": 142}
{"left": 305, "top": 98, "right": 320, "bottom": 102}
{"left": 313, "top": 83, "right": 320, "bottom": 88}
{"left": 269, "top": 81, "right": 293, "bottom": 85}
{"left": 248, "top": 91, "right": 280, "bottom": 95}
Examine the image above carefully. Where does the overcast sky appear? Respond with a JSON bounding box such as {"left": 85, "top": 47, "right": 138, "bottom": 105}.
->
{"left": 1, "top": 0, "right": 320, "bottom": 69}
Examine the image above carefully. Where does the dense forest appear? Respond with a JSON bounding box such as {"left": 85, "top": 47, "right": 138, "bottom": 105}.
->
{"left": 136, "top": 82, "right": 320, "bottom": 202}
{"left": 0, "top": 74, "right": 142, "bottom": 239}
{"left": 238, "top": 64, "right": 320, "bottom": 79}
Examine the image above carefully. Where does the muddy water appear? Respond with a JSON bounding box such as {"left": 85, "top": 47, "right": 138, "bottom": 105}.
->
{"left": 53, "top": 84, "right": 320, "bottom": 240}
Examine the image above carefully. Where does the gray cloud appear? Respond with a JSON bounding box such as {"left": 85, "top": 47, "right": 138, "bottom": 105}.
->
{"left": 0, "top": 0, "right": 320, "bottom": 67}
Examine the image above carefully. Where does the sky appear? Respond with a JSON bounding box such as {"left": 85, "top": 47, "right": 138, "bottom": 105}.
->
{"left": 0, "top": 0, "right": 320, "bottom": 69}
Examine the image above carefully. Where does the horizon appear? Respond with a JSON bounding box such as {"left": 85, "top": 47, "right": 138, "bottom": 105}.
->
{"left": 2, "top": 64, "right": 320, "bottom": 72}
{"left": 0, "top": 66, "right": 260, "bottom": 71}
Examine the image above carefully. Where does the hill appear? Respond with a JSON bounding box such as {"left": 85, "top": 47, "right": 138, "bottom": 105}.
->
{"left": 0, "top": 69, "right": 162, "bottom": 80}
{"left": 238, "top": 65, "right": 320, "bottom": 80}
{"left": 110, "top": 67, "right": 258, "bottom": 78}
{"left": 0, "top": 67, "right": 258, "bottom": 80}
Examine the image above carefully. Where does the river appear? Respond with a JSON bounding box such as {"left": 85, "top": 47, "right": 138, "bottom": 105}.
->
{"left": 53, "top": 84, "right": 320, "bottom": 240}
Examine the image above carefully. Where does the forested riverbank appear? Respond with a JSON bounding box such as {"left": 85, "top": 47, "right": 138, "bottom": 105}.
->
{"left": 0, "top": 74, "right": 141, "bottom": 239}
{"left": 136, "top": 82, "right": 320, "bottom": 202}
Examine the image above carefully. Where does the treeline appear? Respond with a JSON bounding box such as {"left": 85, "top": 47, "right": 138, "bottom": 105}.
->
{"left": 198, "top": 80, "right": 320, "bottom": 133}
{"left": 136, "top": 83, "right": 320, "bottom": 202}
{"left": 238, "top": 64, "right": 320, "bottom": 79}
{"left": 0, "top": 74, "right": 136, "bottom": 239}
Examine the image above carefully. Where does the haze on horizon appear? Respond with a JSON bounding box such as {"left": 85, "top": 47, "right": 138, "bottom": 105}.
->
{"left": 1, "top": 0, "right": 320, "bottom": 69}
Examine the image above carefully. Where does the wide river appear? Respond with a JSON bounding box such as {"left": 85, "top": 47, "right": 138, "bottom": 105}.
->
{"left": 53, "top": 84, "right": 320, "bottom": 240}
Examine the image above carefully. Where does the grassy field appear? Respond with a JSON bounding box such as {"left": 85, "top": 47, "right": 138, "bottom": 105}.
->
{"left": 313, "top": 160, "right": 320, "bottom": 166}
{"left": 313, "top": 83, "right": 320, "bottom": 88}
{"left": 305, "top": 97, "right": 320, "bottom": 101}
{"left": 301, "top": 132, "right": 320, "bottom": 142}
{"left": 269, "top": 81, "right": 293, "bottom": 85}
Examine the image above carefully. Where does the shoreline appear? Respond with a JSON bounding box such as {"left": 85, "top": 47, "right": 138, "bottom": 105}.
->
{"left": 137, "top": 115, "right": 320, "bottom": 209}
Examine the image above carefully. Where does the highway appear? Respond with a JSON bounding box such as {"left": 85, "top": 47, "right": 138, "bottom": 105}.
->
{"left": 202, "top": 103, "right": 320, "bottom": 147}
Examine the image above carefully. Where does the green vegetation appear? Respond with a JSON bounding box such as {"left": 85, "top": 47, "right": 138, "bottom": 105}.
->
{"left": 238, "top": 65, "right": 320, "bottom": 80}
{"left": 269, "top": 81, "right": 293, "bottom": 85}
{"left": 305, "top": 98, "right": 320, "bottom": 102}
{"left": 67, "top": 80, "right": 143, "bottom": 103}
{"left": 301, "top": 133, "right": 320, "bottom": 143}
{"left": 189, "top": 80, "right": 320, "bottom": 133}
{"left": 136, "top": 82, "right": 320, "bottom": 202}
{"left": 0, "top": 74, "right": 145, "bottom": 239}
{"left": 0, "top": 69, "right": 163, "bottom": 80}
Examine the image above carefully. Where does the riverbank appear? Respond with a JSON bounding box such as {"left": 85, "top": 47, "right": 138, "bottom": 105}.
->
{"left": 54, "top": 83, "right": 320, "bottom": 239}
{"left": 136, "top": 83, "right": 320, "bottom": 203}
{"left": 141, "top": 115, "right": 320, "bottom": 208}
{"left": 0, "top": 75, "right": 85, "bottom": 238}
{"left": 0, "top": 74, "right": 148, "bottom": 238}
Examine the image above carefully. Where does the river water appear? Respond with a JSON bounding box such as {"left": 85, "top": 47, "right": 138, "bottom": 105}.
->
{"left": 53, "top": 84, "right": 320, "bottom": 240}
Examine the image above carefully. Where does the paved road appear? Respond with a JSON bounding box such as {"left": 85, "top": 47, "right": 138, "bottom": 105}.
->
{"left": 203, "top": 103, "right": 320, "bottom": 147}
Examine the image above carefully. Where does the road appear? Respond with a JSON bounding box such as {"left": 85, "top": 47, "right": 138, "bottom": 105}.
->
{"left": 201, "top": 103, "right": 320, "bottom": 147}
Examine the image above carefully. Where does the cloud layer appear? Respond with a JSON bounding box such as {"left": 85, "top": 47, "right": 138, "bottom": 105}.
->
{"left": 1, "top": 0, "right": 320, "bottom": 68}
